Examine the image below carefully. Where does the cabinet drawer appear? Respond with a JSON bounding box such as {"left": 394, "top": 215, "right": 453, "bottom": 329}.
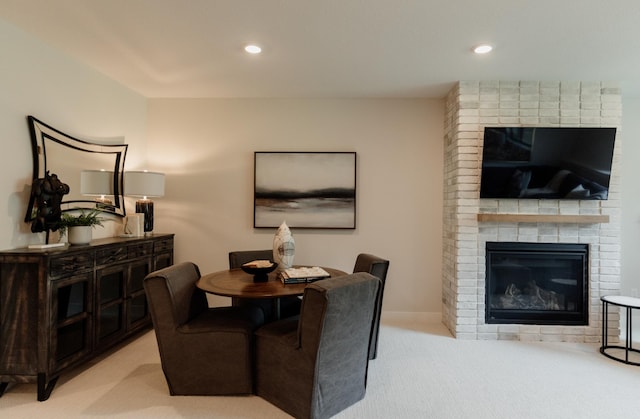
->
{"left": 128, "top": 243, "right": 153, "bottom": 259}
{"left": 50, "top": 253, "right": 93, "bottom": 278}
{"left": 96, "top": 247, "right": 128, "bottom": 266}
{"left": 154, "top": 238, "right": 173, "bottom": 253}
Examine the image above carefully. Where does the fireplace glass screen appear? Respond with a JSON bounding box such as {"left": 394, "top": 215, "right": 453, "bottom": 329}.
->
{"left": 485, "top": 242, "right": 588, "bottom": 325}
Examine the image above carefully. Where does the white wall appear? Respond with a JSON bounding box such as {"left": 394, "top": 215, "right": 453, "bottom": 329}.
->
{"left": 621, "top": 98, "right": 640, "bottom": 328}
{"left": 0, "top": 20, "right": 148, "bottom": 249}
{"left": 147, "top": 98, "right": 444, "bottom": 313}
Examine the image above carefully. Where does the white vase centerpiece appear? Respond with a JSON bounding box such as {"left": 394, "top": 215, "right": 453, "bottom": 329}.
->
{"left": 273, "top": 221, "right": 295, "bottom": 269}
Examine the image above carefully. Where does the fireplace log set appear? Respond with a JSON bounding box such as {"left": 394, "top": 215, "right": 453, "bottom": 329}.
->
{"left": 496, "top": 280, "right": 562, "bottom": 310}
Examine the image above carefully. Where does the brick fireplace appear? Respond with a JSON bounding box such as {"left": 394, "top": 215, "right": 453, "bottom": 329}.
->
{"left": 442, "top": 81, "right": 622, "bottom": 342}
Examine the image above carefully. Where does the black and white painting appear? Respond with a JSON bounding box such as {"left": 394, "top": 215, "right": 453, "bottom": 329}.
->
{"left": 254, "top": 152, "right": 356, "bottom": 229}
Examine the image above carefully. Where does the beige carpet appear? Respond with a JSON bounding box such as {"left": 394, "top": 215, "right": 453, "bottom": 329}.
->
{"left": 2, "top": 317, "right": 640, "bottom": 418}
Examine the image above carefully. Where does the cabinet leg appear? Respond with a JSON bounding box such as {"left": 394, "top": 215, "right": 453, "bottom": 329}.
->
{"left": 0, "top": 382, "right": 8, "bottom": 397}
{"left": 37, "top": 373, "right": 58, "bottom": 401}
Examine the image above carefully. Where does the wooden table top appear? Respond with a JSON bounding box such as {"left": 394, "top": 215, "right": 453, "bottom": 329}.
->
{"left": 197, "top": 266, "right": 347, "bottom": 299}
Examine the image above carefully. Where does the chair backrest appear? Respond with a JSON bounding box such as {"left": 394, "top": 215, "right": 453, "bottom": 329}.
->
{"left": 297, "top": 272, "right": 380, "bottom": 418}
{"left": 229, "top": 249, "right": 273, "bottom": 269}
{"left": 353, "top": 253, "right": 390, "bottom": 359}
{"left": 353, "top": 253, "right": 389, "bottom": 282}
{"left": 144, "top": 262, "right": 208, "bottom": 331}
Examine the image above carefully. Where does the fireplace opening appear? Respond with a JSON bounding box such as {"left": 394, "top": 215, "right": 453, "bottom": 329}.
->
{"left": 485, "top": 242, "right": 588, "bottom": 325}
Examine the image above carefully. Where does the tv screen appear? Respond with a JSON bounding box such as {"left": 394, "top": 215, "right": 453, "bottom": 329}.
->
{"left": 480, "top": 127, "right": 616, "bottom": 200}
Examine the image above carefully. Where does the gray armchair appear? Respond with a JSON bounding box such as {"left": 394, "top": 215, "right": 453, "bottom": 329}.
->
{"left": 255, "top": 272, "right": 380, "bottom": 419}
{"left": 228, "top": 249, "right": 302, "bottom": 319}
{"left": 353, "top": 253, "right": 390, "bottom": 359}
{"left": 144, "top": 262, "right": 264, "bottom": 395}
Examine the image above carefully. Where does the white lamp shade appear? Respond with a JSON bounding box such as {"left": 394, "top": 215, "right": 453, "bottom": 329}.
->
{"left": 125, "top": 171, "right": 165, "bottom": 198}
{"left": 80, "top": 170, "right": 114, "bottom": 195}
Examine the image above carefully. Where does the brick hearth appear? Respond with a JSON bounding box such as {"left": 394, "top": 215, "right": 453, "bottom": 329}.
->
{"left": 442, "top": 81, "right": 622, "bottom": 342}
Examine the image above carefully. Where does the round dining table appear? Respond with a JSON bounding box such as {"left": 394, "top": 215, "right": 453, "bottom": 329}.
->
{"left": 196, "top": 266, "right": 347, "bottom": 320}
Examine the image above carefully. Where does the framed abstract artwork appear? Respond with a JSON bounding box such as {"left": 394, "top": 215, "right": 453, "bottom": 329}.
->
{"left": 254, "top": 152, "right": 356, "bottom": 229}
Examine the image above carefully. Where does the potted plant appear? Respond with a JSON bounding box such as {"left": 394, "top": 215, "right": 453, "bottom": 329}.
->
{"left": 58, "top": 209, "right": 104, "bottom": 245}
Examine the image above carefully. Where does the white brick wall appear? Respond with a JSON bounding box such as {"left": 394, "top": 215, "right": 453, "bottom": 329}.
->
{"left": 442, "top": 81, "right": 622, "bottom": 342}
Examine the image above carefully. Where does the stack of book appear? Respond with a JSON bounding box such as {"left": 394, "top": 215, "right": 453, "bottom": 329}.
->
{"left": 280, "top": 267, "right": 331, "bottom": 284}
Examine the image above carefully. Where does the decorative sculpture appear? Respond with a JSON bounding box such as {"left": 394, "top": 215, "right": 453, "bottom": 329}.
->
{"left": 273, "top": 221, "right": 295, "bottom": 269}
{"left": 29, "top": 171, "right": 70, "bottom": 241}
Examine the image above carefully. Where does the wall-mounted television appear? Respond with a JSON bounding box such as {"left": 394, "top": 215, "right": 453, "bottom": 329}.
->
{"left": 480, "top": 127, "right": 616, "bottom": 200}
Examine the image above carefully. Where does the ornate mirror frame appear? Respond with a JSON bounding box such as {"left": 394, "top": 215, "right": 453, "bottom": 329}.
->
{"left": 25, "top": 116, "right": 128, "bottom": 222}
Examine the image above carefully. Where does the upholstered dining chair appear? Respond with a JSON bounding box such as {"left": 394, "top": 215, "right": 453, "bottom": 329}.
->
{"left": 228, "top": 249, "right": 274, "bottom": 270}
{"left": 255, "top": 272, "right": 380, "bottom": 419}
{"left": 228, "top": 249, "right": 302, "bottom": 319}
{"left": 143, "top": 262, "right": 264, "bottom": 395}
{"left": 275, "top": 252, "right": 390, "bottom": 359}
{"left": 353, "top": 253, "right": 390, "bottom": 360}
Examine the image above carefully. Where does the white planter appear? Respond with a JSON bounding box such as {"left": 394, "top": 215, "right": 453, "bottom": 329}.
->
{"left": 68, "top": 226, "right": 92, "bottom": 245}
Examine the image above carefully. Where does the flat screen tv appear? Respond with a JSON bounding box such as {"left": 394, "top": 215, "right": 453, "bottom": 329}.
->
{"left": 480, "top": 127, "right": 616, "bottom": 200}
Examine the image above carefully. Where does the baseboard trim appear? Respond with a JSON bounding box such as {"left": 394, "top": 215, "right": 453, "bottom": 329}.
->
{"left": 381, "top": 311, "right": 441, "bottom": 324}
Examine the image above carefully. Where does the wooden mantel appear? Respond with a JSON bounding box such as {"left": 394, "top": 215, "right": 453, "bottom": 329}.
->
{"left": 476, "top": 213, "right": 610, "bottom": 224}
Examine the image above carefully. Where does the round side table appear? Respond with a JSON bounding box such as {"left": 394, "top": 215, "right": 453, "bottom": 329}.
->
{"left": 600, "top": 295, "right": 640, "bottom": 366}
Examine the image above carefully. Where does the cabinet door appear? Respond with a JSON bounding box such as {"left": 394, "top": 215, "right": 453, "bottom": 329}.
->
{"left": 51, "top": 273, "right": 93, "bottom": 372}
{"left": 153, "top": 237, "right": 173, "bottom": 271}
{"left": 154, "top": 251, "right": 173, "bottom": 271}
{"left": 127, "top": 258, "right": 151, "bottom": 330}
{"left": 95, "top": 265, "right": 126, "bottom": 347}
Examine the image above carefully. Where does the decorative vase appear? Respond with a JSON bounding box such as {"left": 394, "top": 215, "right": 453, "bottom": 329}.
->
{"left": 68, "top": 226, "right": 92, "bottom": 245}
{"left": 273, "top": 221, "right": 295, "bottom": 269}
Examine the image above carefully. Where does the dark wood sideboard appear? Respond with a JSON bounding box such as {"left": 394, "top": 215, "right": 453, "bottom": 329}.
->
{"left": 0, "top": 233, "right": 174, "bottom": 401}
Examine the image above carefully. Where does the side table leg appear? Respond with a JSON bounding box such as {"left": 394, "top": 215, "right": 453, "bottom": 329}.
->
{"left": 630, "top": 308, "right": 634, "bottom": 351}
{"left": 601, "top": 301, "right": 608, "bottom": 351}
{"left": 626, "top": 307, "right": 632, "bottom": 363}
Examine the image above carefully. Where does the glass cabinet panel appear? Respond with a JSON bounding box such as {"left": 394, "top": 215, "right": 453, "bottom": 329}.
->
{"left": 53, "top": 274, "right": 92, "bottom": 368}
{"left": 57, "top": 320, "right": 87, "bottom": 361}
{"left": 96, "top": 266, "right": 126, "bottom": 343}
{"left": 129, "top": 294, "right": 147, "bottom": 325}
{"left": 57, "top": 281, "right": 86, "bottom": 320}
{"left": 100, "top": 270, "right": 124, "bottom": 304}
{"left": 129, "top": 262, "right": 149, "bottom": 293}
{"left": 99, "top": 303, "right": 123, "bottom": 339}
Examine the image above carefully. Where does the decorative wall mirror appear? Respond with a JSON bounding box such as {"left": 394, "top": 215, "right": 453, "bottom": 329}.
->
{"left": 24, "top": 116, "right": 128, "bottom": 223}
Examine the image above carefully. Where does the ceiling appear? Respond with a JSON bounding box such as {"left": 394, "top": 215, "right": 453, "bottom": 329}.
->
{"left": 2, "top": 0, "right": 640, "bottom": 98}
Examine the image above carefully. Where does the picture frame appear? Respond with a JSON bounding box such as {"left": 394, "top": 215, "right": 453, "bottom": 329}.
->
{"left": 254, "top": 152, "right": 356, "bottom": 229}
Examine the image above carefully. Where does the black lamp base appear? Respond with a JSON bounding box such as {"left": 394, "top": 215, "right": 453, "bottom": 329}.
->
{"left": 135, "top": 199, "right": 154, "bottom": 233}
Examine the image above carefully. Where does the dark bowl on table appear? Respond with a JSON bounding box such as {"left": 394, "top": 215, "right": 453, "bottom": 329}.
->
{"left": 241, "top": 262, "right": 278, "bottom": 282}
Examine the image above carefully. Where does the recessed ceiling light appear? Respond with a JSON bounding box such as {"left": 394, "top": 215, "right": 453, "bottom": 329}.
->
{"left": 473, "top": 44, "right": 493, "bottom": 54}
{"left": 244, "top": 44, "right": 262, "bottom": 54}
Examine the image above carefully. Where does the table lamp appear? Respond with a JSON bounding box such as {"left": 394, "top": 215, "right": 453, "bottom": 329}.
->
{"left": 124, "top": 170, "right": 165, "bottom": 233}
{"left": 80, "top": 169, "right": 114, "bottom": 209}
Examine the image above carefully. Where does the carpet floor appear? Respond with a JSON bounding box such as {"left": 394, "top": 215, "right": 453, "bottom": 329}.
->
{"left": 1, "top": 317, "right": 639, "bottom": 418}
